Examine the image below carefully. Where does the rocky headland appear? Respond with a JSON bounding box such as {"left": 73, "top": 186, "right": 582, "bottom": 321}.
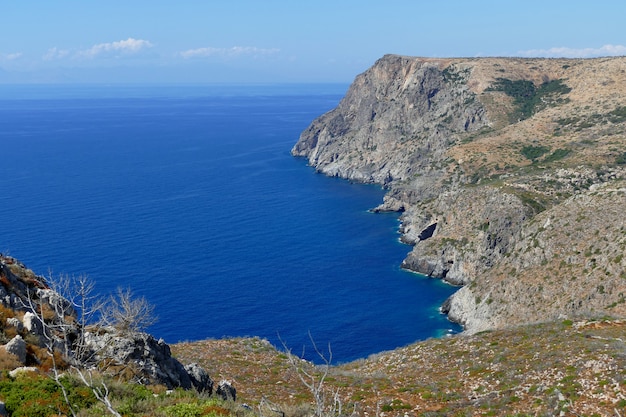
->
{"left": 292, "top": 54, "right": 626, "bottom": 333}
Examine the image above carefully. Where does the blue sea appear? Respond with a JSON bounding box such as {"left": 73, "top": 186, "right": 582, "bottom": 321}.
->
{"left": 0, "top": 84, "right": 460, "bottom": 363}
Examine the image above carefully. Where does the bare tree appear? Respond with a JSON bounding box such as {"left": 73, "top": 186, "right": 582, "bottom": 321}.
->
{"left": 75, "top": 368, "right": 122, "bottom": 417}
{"left": 22, "top": 286, "right": 80, "bottom": 417}
{"left": 21, "top": 276, "right": 121, "bottom": 416}
{"left": 100, "top": 287, "right": 158, "bottom": 334}
{"left": 280, "top": 332, "right": 349, "bottom": 417}
{"left": 49, "top": 273, "right": 105, "bottom": 362}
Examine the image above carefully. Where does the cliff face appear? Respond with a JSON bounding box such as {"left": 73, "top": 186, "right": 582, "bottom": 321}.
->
{"left": 293, "top": 55, "right": 488, "bottom": 189}
{"left": 292, "top": 54, "right": 626, "bottom": 333}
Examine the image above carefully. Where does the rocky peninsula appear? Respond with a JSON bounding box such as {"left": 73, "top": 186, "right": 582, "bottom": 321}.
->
{"left": 292, "top": 54, "right": 626, "bottom": 333}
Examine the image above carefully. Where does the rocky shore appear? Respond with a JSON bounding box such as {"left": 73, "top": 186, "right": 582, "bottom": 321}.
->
{"left": 292, "top": 54, "right": 626, "bottom": 332}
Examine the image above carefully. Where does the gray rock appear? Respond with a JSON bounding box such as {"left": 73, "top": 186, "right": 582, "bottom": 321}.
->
{"left": 6, "top": 317, "right": 23, "bottom": 333}
{"left": 293, "top": 55, "right": 487, "bottom": 187}
{"left": 8, "top": 366, "right": 38, "bottom": 378}
{"left": 216, "top": 379, "right": 236, "bottom": 401}
{"left": 184, "top": 362, "right": 214, "bottom": 393}
{"left": 0, "top": 254, "right": 215, "bottom": 394}
{"left": 22, "top": 311, "right": 41, "bottom": 335}
{"left": 4, "top": 335, "right": 26, "bottom": 364}
{"left": 0, "top": 400, "right": 6, "bottom": 417}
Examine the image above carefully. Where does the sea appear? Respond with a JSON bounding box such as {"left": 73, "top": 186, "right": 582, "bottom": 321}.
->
{"left": 0, "top": 83, "right": 460, "bottom": 363}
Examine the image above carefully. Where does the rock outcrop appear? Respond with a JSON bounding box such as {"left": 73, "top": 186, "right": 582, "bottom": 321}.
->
{"left": 83, "top": 329, "right": 212, "bottom": 391}
{"left": 3, "top": 335, "right": 26, "bottom": 364}
{"left": 0, "top": 254, "right": 214, "bottom": 392}
{"left": 293, "top": 54, "right": 626, "bottom": 333}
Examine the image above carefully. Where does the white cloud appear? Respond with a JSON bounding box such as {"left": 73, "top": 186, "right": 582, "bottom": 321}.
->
{"left": 1, "top": 52, "right": 23, "bottom": 61}
{"left": 78, "top": 38, "right": 154, "bottom": 59}
{"left": 517, "top": 44, "right": 626, "bottom": 58}
{"left": 180, "top": 46, "right": 280, "bottom": 59}
{"left": 43, "top": 47, "right": 70, "bottom": 61}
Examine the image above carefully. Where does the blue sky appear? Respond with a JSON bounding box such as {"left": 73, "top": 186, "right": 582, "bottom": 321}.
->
{"left": 2, "top": 1, "right": 625, "bottom": 84}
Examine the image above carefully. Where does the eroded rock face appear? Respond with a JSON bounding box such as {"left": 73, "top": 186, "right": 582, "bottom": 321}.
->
{"left": 293, "top": 54, "right": 626, "bottom": 333}
{"left": 293, "top": 55, "right": 488, "bottom": 186}
{"left": 448, "top": 183, "right": 626, "bottom": 331}
{"left": 400, "top": 185, "right": 531, "bottom": 286}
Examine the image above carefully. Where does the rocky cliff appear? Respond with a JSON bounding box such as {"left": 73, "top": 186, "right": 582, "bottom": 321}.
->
{"left": 292, "top": 54, "right": 626, "bottom": 333}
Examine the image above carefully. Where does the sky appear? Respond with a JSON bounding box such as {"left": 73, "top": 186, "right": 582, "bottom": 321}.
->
{"left": 1, "top": 1, "right": 626, "bottom": 84}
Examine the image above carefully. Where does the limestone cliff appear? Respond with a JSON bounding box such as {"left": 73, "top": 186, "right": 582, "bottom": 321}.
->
{"left": 292, "top": 54, "right": 626, "bottom": 333}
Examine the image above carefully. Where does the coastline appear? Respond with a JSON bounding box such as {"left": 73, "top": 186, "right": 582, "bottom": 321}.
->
{"left": 290, "top": 54, "right": 626, "bottom": 334}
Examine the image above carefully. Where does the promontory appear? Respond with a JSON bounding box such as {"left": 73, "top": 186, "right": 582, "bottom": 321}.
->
{"left": 292, "top": 54, "right": 626, "bottom": 333}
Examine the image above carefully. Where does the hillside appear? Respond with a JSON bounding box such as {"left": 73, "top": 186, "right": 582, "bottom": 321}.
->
{"left": 173, "top": 319, "right": 626, "bottom": 416}
{"left": 292, "top": 54, "right": 626, "bottom": 333}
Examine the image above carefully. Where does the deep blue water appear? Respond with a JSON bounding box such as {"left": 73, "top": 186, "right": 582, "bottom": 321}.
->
{"left": 0, "top": 84, "right": 460, "bottom": 363}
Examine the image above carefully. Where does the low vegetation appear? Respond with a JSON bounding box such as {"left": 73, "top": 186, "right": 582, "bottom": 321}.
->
{"left": 520, "top": 145, "right": 550, "bottom": 161}
{"left": 0, "top": 371, "right": 241, "bottom": 417}
{"left": 487, "top": 78, "right": 571, "bottom": 122}
{"left": 171, "top": 319, "right": 626, "bottom": 417}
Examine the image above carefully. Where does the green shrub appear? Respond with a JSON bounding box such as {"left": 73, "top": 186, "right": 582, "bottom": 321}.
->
{"left": 521, "top": 145, "right": 550, "bottom": 161}
{"left": 0, "top": 373, "right": 96, "bottom": 417}
{"left": 543, "top": 148, "right": 571, "bottom": 163}
{"left": 488, "top": 78, "right": 571, "bottom": 121}
{"left": 608, "top": 106, "right": 626, "bottom": 123}
{"left": 162, "top": 402, "right": 210, "bottom": 417}
{"left": 161, "top": 399, "right": 230, "bottom": 417}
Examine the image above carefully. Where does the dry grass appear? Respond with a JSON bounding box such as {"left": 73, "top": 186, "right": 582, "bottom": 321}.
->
{"left": 443, "top": 57, "right": 626, "bottom": 194}
{"left": 173, "top": 320, "right": 626, "bottom": 416}
{"left": 0, "top": 349, "right": 22, "bottom": 371}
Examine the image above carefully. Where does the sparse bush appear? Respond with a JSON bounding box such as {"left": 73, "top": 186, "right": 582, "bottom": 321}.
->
{"left": 488, "top": 78, "right": 571, "bottom": 121}
{"left": 161, "top": 399, "right": 230, "bottom": 417}
{"left": 101, "top": 287, "right": 158, "bottom": 334}
{"left": 543, "top": 148, "right": 571, "bottom": 163}
{"left": 521, "top": 145, "right": 550, "bottom": 161}
{"left": 162, "top": 402, "right": 207, "bottom": 417}
{"left": 0, "top": 349, "right": 22, "bottom": 371}
{"left": 0, "top": 372, "right": 96, "bottom": 417}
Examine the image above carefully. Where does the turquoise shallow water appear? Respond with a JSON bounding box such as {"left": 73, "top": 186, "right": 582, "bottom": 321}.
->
{"left": 0, "top": 84, "right": 460, "bottom": 363}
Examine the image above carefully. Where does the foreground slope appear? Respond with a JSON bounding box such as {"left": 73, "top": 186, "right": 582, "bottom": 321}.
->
{"left": 292, "top": 54, "right": 626, "bottom": 332}
{"left": 174, "top": 319, "right": 626, "bottom": 416}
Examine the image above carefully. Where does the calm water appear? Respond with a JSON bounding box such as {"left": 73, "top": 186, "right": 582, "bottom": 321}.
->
{"left": 0, "top": 84, "right": 460, "bottom": 363}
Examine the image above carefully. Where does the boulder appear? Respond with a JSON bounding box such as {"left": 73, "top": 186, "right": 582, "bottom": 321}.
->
{"left": 8, "top": 366, "right": 39, "bottom": 378}
{"left": 5, "top": 317, "right": 23, "bottom": 333}
{"left": 4, "top": 335, "right": 26, "bottom": 364}
{"left": 185, "top": 362, "right": 213, "bottom": 393}
{"left": 216, "top": 379, "right": 236, "bottom": 401}
{"left": 22, "top": 311, "right": 42, "bottom": 335}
